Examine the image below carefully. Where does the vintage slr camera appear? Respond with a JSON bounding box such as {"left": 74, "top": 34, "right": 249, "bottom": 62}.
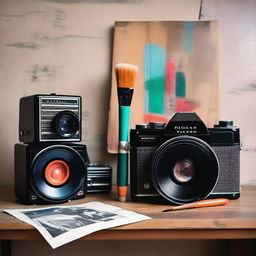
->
{"left": 130, "top": 112, "right": 240, "bottom": 204}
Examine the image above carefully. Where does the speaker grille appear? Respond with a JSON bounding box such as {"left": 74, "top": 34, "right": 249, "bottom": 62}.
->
{"left": 212, "top": 145, "right": 240, "bottom": 193}
{"left": 39, "top": 96, "right": 80, "bottom": 141}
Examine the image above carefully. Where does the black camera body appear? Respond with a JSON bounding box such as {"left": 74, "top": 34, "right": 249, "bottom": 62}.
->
{"left": 16, "top": 93, "right": 112, "bottom": 204}
{"left": 130, "top": 112, "right": 240, "bottom": 204}
{"left": 19, "top": 94, "right": 81, "bottom": 143}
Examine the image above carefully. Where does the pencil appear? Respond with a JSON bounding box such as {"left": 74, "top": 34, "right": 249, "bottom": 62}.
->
{"left": 162, "top": 198, "right": 229, "bottom": 212}
{"left": 115, "top": 63, "right": 138, "bottom": 201}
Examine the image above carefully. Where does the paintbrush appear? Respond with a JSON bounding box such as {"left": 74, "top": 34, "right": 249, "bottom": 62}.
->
{"left": 162, "top": 198, "right": 229, "bottom": 212}
{"left": 115, "top": 63, "right": 138, "bottom": 202}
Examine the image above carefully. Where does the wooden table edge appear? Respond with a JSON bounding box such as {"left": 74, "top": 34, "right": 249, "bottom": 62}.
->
{"left": 1, "top": 228, "right": 256, "bottom": 240}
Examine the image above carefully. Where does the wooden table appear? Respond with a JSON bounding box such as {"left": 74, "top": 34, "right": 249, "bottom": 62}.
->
{"left": 1, "top": 186, "right": 256, "bottom": 255}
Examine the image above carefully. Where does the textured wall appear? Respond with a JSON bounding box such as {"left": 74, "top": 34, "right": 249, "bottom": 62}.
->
{"left": 0, "top": 0, "right": 200, "bottom": 187}
{"left": 1, "top": 0, "right": 255, "bottom": 188}
{"left": 204, "top": 0, "right": 256, "bottom": 186}
{"left": 1, "top": 0, "right": 256, "bottom": 255}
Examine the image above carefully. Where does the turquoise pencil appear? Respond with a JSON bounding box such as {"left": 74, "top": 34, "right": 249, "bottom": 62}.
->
{"left": 115, "top": 63, "right": 138, "bottom": 201}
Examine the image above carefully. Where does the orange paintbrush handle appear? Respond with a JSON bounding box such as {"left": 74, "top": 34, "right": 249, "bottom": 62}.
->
{"left": 163, "top": 198, "right": 229, "bottom": 212}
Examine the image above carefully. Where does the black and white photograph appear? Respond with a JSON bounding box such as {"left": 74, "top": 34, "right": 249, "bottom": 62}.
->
{"left": 22, "top": 206, "right": 120, "bottom": 237}
{"left": 4, "top": 202, "right": 150, "bottom": 248}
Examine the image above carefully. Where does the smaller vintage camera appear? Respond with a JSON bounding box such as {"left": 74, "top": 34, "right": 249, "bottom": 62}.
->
{"left": 87, "top": 163, "right": 112, "bottom": 193}
{"left": 19, "top": 94, "right": 81, "bottom": 143}
{"left": 130, "top": 112, "right": 240, "bottom": 204}
{"left": 16, "top": 93, "right": 112, "bottom": 205}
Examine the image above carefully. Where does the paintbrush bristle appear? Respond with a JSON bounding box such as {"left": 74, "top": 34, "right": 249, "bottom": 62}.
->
{"left": 115, "top": 63, "right": 138, "bottom": 88}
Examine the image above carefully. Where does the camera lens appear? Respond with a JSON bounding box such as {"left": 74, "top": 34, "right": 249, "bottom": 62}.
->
{"left": 31, "top": 145, "right": 85, "bottom": 203}
{"left": 45, "top": 160, "right": 70, "bottom": 186}
{"left": 151, "top": 136, "right": 219, "bottom": 204}
{"left": 54, "top": 111, "right": 79, "bottom": 138}
{"left": 173, "top": 159, "right": 195, "bottom": 183}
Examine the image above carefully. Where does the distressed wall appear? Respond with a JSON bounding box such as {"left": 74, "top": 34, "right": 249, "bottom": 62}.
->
{"left": 1, "top": 0, "right": 255, "bottom": 188}
{"left": 0, "top": 0, "right": 200, "bottom": 187}
{"left": 0, "top": 0, "right": 256, "bottom": 254}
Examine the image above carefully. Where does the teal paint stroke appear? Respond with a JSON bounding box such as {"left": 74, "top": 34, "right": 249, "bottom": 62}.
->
{"left": 183, "top": 21, "right": 194, "bottom": 54}
{"left": 176, "top": 72, "right": 186, "bottom": 97}
{"left": 144, "top": 43, "right": 166, "bottom": 114}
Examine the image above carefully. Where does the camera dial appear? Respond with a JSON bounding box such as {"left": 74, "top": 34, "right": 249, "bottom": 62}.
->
{"left": 216, "top": 120, "right": 233, "bottom": 127}
{"left": 136, "top": 124, "right": 150, "bottom": 129}
{"left": 149, "top": 122, "right": 166, "bottom": 129}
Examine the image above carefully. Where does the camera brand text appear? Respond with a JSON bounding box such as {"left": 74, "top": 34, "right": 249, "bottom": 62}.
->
{"left": 174, "top": 126, "right": 198, "bottom": 134}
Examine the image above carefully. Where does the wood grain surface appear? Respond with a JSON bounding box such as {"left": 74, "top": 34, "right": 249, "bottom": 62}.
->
{"left": 0, "top": 186, "right": 256, "bottom": 240}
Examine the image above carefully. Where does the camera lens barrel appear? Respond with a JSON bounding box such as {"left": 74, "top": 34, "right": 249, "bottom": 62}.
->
{"left": 151, "top": 136, "right": 219, "bottom": 205}
{"left": 31, "top": 145, "right": 86, "bottom": 203}
{"left": 53, "top": 111, "right": 79, "bottom": 138}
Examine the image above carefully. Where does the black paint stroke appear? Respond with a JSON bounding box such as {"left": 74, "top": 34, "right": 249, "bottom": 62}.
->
{"left": 35, "top": 34, "right": 106, "bottom": 46}
{"left": 28, "top": 64, "right": 57, "bottom": 82}
{"left": 2, "top": 10, "right": 47, "bottom": 19}
{"left": 42, "top": 34, "right": 105, "bottom": 41}
{"left": 3, "top": 14, "right": 26, "bottom": 18}
{"left": 242, "top": 147, "right": 256, "bottom": 153}
{"left": 246, "top": 83, "right": 256, "bottom": 91}
{"left": 228, "top": 91, "right": 241, "bottom": 95}
{"left": 6, "top": 42, "right": 42, "bottom": 49}
{"left": 228, "top": 83, "right": 256, "bottom": 94}
{"left": 6, "top": 34, "right": 104, "bottom": 50}
{"left": 82, "top": 111, "right": 90, "bottom": 119}
{"left": 2, "top": 9, "right": 66, "bottom": 30}
{"left": 198, "top": 0, "right": 204, "bottom": 20}
{"left": 53, "top": 9, "right": 66, "bottom": 29}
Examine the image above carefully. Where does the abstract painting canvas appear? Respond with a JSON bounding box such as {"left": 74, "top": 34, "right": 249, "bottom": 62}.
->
{"left": 108, "top": 21, "right": 219, "bottom": 153}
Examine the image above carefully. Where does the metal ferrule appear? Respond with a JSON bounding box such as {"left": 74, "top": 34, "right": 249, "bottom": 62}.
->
{"left": 117, "top": 88, "right": 134, "bottom": 106}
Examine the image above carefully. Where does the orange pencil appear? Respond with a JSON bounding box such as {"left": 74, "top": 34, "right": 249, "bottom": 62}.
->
{"left": 162, "top": 198, "right": 229, "bottom": 212}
